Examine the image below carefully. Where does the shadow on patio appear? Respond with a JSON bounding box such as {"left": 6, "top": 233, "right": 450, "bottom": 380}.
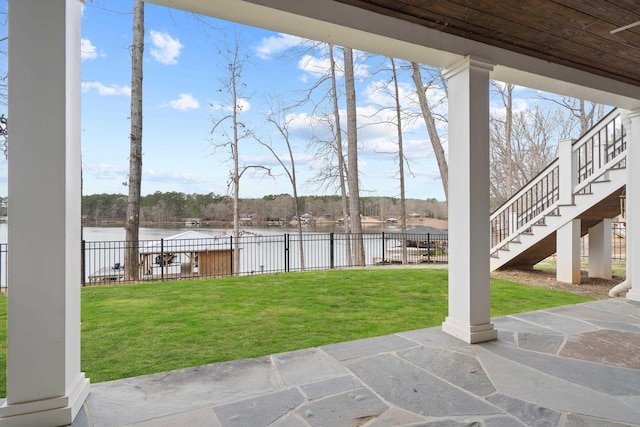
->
{"left": 75, "top": 298, "right": 640, "bottom": 426}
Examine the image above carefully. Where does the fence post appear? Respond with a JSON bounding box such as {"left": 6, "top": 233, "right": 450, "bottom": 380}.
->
{"left": 0, "top": 243, "right": 4, "bottom": 290}
{"left": 81, "top": 240, "right": 86, "bottom": 286}
{"left": 159, "top": 238, "right": 164, "bottom": 281}
{"left": 229, "top": 236, "right": 233, "bottom": 276}
{"left": 284, "top": 233, "right": 290, "bottom": 273}
{"left": 329, "top": 233, "right": 334, "bottom": 269}
{"left": 381, "top": 232, "right": 385, "bottom": 263}
{"left": 427, "top": 233, "right": 431, "bottom": 263}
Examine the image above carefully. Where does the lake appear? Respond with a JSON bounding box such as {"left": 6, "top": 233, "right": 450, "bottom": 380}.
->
{"left": 0, "top": 223, "right": 446, "bottom": 287}
{"left": 0, "top": 223, "right": 391, "bottom": 243}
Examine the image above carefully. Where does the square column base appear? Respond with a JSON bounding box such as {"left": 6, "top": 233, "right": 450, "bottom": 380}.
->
{"left": 442, "top": 317, "right": 497, "bottom": 344}
{"left": 0, "top": 374, "right": 90, "bottom": 427}
{"left": 626, "top": 286, "right": 640, "bottom": 302}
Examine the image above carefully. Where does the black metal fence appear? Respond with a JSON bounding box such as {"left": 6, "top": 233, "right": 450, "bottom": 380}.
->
{"left": 611, "top": 223, "right": 626, "bottom": 261}
{"left": 580, "top": 222, "right": 626, "bottom": 261}
{"left": 81, "top": 232, "right": 449, "bottom": 285}
{"left": 0, "top": 225, "right": 627, "bottom": 290}
{"left": 0, "top": 243, "right": 6, "bottom": 291}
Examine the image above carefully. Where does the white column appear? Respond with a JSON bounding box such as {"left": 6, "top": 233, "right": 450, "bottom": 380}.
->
{"left": 626, "top": 110, "right": 640, "bottom": 302}
{"left": 588, "top": 219, "right": 612, "bottom": 280}
{"left": 0, "top": 1, "right": 90, "bottom": 426}
{"left": 441, "top": 56, "right": 497, "bottom": 344}
{"left": 556, "top": 219, "right": 581, "bottom": 284}
{"left": 558, "top": 139, "right": 577, "bottom": 206}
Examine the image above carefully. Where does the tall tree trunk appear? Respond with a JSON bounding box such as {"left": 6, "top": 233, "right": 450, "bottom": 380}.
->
{"left": 285, "top": 129, "right": 304, "bottom": 270}
{"left": 209, "top": 36, "right": 252, "bottom": 275}
{"left": 597, "top": 103, "right": 605, "bottom": 121}
{"left": 292, "top": 190, "right": 305, "bottom": 270}
{"left": 232, "top": 60, "right": 241, "bottom": 275}
{"left": 125, "top": 0, "right": 144, "bottom": 281}
{"left": 329, "top": 44, "right": 352, "bottom": 265}
{"left": 262, "top": 99, "right": 305, "bottom": 270}
{"left": 411, "top": 63, "right": 449, "bottom": 202}
{"left": 578, "top": 99, "right": 597, "bottom": 135}
{"left": 391, "top": 58, "right": 407, "bottom": 263}
{"left": 343, "top": 47, "right": 365, "bottom": 266}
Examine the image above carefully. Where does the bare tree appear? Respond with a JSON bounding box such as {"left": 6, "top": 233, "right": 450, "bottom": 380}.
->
{"left": 329, "top": 44, "right": 353, "bottom": 263}
{"left": 492, "top": 82, "right": 514, "bottom": 199}
{"left": 210, "top": 32, "right": 269, "bottom": 272}
{"left": 366, "top": 57, "right": 410, "bottom": 262}
{"left": 124, "top": 0, "right": 144, "bottom": 281}
{"left": 261, "top": 96, "right": 305, "bottom": 269}
{"left": 0, "top": 114, "right": 7, "bottom": 160}
{"left": 389, "top": 58, "right": 409, "bottom": 263}
{"left": 490, "top": 87, "right": 600, "bottom": 209}
{"left": 343, "top": 47, "right": 365, "bottom": 266}
{"left": 410, "top": 63, "right": 449, "bottom": 201}
{"left": 490, "top": 106, "right": 566, "bottom": 208}
{"left": 536, "top": 94, "right": 602, "bottom": 136}
{"left": 302, "top": 43, "right": 353, "bottom": 264}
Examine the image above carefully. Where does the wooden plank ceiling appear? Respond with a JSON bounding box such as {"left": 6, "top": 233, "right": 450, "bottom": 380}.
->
{"left": 334, "top": 0, "right": 640, "bottom": 87}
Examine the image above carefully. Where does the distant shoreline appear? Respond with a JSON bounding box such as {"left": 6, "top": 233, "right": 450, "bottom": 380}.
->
{"left": 79, "top": 216, "right": 448, "bottom": 229}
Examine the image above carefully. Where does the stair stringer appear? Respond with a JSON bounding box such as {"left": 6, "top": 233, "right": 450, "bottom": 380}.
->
{"left": 490, "top": 167, "right": 626, "bottom": 271}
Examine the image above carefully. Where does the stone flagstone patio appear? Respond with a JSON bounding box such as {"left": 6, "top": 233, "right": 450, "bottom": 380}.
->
{"left": 73, "top": 298, "right": 640, "bottom": 426}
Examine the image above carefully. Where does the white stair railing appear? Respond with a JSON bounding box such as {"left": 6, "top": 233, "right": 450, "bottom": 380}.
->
{"left": 490, "top": 109, "right": 627, "bottom": 257}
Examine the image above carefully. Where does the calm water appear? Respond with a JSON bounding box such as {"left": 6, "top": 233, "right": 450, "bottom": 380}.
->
{"left": 0, "top": 222, "right": 434, "bottom": 287}
{"left": 0, "top": 223, "right": 404, "bottom": 285}
{"left": 0, "top": 223, "right": 395, "bottom": 244}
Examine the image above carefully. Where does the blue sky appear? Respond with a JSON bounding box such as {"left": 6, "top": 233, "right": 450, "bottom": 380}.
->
{"left": 0, "top": 1, "right": 594, "bottom": 201}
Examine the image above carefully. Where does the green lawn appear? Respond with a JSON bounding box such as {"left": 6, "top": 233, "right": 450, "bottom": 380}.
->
{"left": 0, "top": 268, "right": 593, "bottom": 397}
{"left": 536, "top": 258, "right": 626, "bottom": 277}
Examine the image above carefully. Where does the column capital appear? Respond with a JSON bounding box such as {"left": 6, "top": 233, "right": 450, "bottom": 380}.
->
{"left": 442, "top": 55, "right": 495, "bottom": 80}
{"left": 623, "top": 108, "right": 640, "bottom": 120}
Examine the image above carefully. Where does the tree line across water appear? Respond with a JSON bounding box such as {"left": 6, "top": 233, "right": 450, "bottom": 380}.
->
{"left": 81, "top": 192, "right": 447, "bottom": 225}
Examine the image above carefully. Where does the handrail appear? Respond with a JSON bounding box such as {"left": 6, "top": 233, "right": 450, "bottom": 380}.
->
{"left": 490, "top": 109, "right": 626, "bottom": 255}
{"left": 490, "top": 108, "right": 619, "bottom": 216}
{"left": 574, "top": 112, "right": 625, "bottom": 185}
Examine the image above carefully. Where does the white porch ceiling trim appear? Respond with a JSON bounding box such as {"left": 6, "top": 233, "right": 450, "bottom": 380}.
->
{"left": 147, "top": 0, "right": 640, "bottom": 109}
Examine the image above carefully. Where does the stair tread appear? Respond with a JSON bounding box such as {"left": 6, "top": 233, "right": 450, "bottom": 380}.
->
{"left": 490, "top": 109, "right": 627, "bottom": 272}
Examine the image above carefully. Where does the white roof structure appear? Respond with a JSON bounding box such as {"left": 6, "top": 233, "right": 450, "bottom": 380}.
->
{"left": 140, "top": 230, "right": 230, "bottom": 254}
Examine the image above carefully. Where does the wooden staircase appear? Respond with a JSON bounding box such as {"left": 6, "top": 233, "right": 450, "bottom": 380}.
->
{"left": 490, "top": 110, "right": 627, "bottom": 271}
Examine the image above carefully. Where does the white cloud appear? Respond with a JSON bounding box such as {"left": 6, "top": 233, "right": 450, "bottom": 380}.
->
{"left": 298, "top": 49, "right": 369, "bottom": 82}
{"left": 236, "top": 98, "right": 251, "bottom": 113}
{"left": 491, "top": 97, "right": 529, "bottom": 118}
{"left": 81, "top": 81, "right": 131, "bottom": 96}
{"left": 298, "top": 54, "right": 332, "bottom": 79}
{"left": 83, "top": 163, "right": 128, "bottom": 180}
{"left": 365, "top": 79, "right": 417, "bottom": 109}
{"left": 169, "top": 93, "right": 200, "bottom": 111}
{"left": 143, "top": 169, "right": 214, "bottom": 186}
{"left": 149, "top": 30, "right": 183, "bottom": 65}
{"left": 81, "top": 38, "right": 98, "bottom": 61}
{"left": 83, "top": 163, "right": 222, "bottom": 194}
{"left": 254, "top": 33, "right": 305, "bottom": 59}
{"left": 210, "top": 98, "right": 251, "bottom": 113}
{"left": 351, "top": 50, "right": 371, "bottom": 79}
{"left": 241, "top": 152, "right": 314, "bottom": 167}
